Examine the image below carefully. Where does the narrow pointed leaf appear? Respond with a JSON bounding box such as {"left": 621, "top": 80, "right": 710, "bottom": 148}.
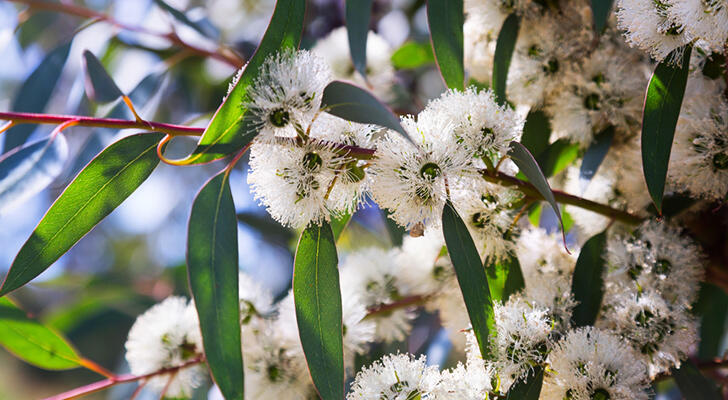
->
{"left": 153, "top": 0, "right": 218, "bottom": 39}
{"left": 508, "top": 142, "right": 567, "bottom": 245}
{"left": 442, "top": 200, "right": 494, "bottom": 359}
{"left": 345, "top": 0, "right": 373, "bottom": 77}
{"left": 492, "top": 13, "right": 520, "bottom": 105}
{"left": 181, "top": 0, "right": 305, "bottom": 164}
{"left": 3, "top": 42, "right": 71, "bottom": 152}
{"left": 537, "top": 139, "right": 580, "bottom": 178}
{"left": 696, "top": 283, "right": 728, "bottom": 359}
{"left": 642, "top": 44, "right": 691, "bottom": 214}
{"left": 578, "top": 126, "right": 614, "bottom": 193}
{"left": 293, "top": 223, "right": 344, "bottom": 400}
{"left": 188, "top": 171, "right": 244, "bottom": 400}
{"left": 520, "top": 110, "right": 551, "bottom": 157}
{"left": 83, "top": 50, "right": 124, "bottom": 103}
{"left": 506, "top": 366, "right": 544, "bottom": 400}
{"left": 321, "top": 80, "right": 411, "bottom": 142}
{"left": 426, "top": 0, "right": 464, "bottom": 90}
{"left": 0, "top": 133, "right": 163, "bottom": 296}
{"left": 672, "top": 361, "right": 722, "bottom": 400}
{"left": 0, "top": 134, "right": 68, "bottom": 213}
{"left": 391, "top": 41, "right": 434, "bottom": 70}
{"left": 571, "top": 231, "right": 607, "bottom": 327}
{"left": 330, "top": 212, "right": 352, "bottom": 242}
{"left": 486, "top": 255, "right": 524, "bottom": 302}
{"left": 0, "top": 297, "right": 81, "bottom": 370}
{"left": 590, "top": 0, "right": 614, "bottom": 33}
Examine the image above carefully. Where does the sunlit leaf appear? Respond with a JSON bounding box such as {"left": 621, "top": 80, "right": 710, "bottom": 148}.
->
{"left": 391, "top": 41, "right": 434, "bottom": 70}
{"left": 345, "top": 0, "right": 373, "bottom": 77}
{"left": 330, "top": 212, "right": 352, "bottom": 242}
{"left": 0, "top": 133, "right": 163, "bottom": 296}
{"left": 520, "top": 110, "right": 551, "bottom": 157}
{"left": 486, "top": 255, "right": 524, "bottom": 303}
{"left": 492, "top": 13, "right": 520, "bottom": 105}
{"left": 427, "top": 0, "right": 464, "bottom": 90}
{"left": 188, "top": 171, "right": 244, "bottom": 400}
{"left": 293, "top": 222, "right": 344, "bottom": 400}
{"left": 571, "top": 231, "right": 607, "bottom": 327}
{"left": 537, "top": 139, "right": 579, "bottom": 178}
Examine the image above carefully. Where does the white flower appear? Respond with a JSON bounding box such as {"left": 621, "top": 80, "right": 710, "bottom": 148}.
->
{"left": 312, "top": 27, "right": 395, "bottom": 101}
{"left": 464, "top": 0, "right": 505, "bottom": 83}
{"left": 669, "top": 77, "right": 728, "bottom": 200}
{"left": 616, "top": 0, "right": 691, "bottom": 61}
{"left": 395, "top": 229, "right": 451, "bottom": 296}
{"left": 370, "top": 116, "right": 476, "bottom": 230}
{"left": 433, "top": 360, "right": 495, "bottom": 400}
{"left": 669, "top": 0, "right": 728, "bottom": 53}
{"left": 347, "top": 353, "right": 441, "bottom": 400}
{"left": 542, "top": 327, "right": 649, "bottom": 400}
{"left": 244, "top": 49, "right": 332, "bottom": 141}
{"left": 239, "top": 271, "right": 275, "bottom": 325}
{"left": 517, "top": 226, "right": 577, "bottom": 329}
{"left": 124, "top": 296, "right": 205, "bottom": 398}
{"left": 431, "top": 279, "right": 471, "bottom": 349}
{"left": 598, "top": 290, "right": 698, "bottom": 377}
{"left": 247, "top": 140, "right": 343, "bottom": 228}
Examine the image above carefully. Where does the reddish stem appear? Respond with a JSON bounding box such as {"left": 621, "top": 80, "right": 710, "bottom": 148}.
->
{"left": 366, "top": 295, "right": 428, "bottom": 318}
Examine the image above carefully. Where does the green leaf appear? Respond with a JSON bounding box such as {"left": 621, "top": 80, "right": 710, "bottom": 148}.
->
{"left": 537, "top": 139, "right": 579, "bottom": 178}
{"left": 442, "top": 200, "right": 494, "bottom": 359}
{"left": 508, "top": 142, "right": 567, "bottom": 245}
{"left": 321, "top": 80, "right": 411, "bottom": 142}
{"left": 153, "top": 0, "right": 218, "bottom": 39}
{"left": 492, "top": 13, "right": 520, "bottom": 106}
{"left": 83, "top": 50, "right": 124, "bottom": 103}
{"left": 520, "top": 110, "right": 551, "bottom": 157}
{"left": 181, "top": 0, "right": 305, "bottom": 164}
{"left": 330, "top": 212, "right": 352, "bottom": 242}
{"left": 382, "top": 209, "right": 405, "bottom": 247}
{"left": 527, "top": 203, "right": 542, "bottom": 227}
{"left": 293, "top": 223, "right": 344, "bottom": 400}
{"left": 570, "top": 231, "right": 607, "bottom": 327}
{"left": 672, "top": 361, "right": 722, "bottom": 400}
{"left": 0, "top": 134, "right": 69, "bottom": 213}
{"left": 486, "top": 255, "right": 524, "bottom": 302}
{"left": 695, "top": 283, "right": 728, "bottom": 359}
{"left": 641, "top": 44, "right": 692, "bottom": 214}
{"left": 237, "top": 211, "right": 294, "bottom": 247}
{"left": 0, "top": 133, "right": 163, "bottom": 296}
{"left": 590, "top": 0, "right": 614, "bottom": 33}
{"left": 188, "top": 171, "right": 244, "bottom": 400}
{"left": 426, "top": 0, "right": 464, "bottom": 90}
{"left": 391, "top": 41, "right": 434, "bottom": 70}
{"left": 345, "top": 0, "right": 373, "bottom": 77}
{"left": 578, "top": 126, "right": 614, "bottom": 193}
{"left": 506, "top": 366, "right": 544, "bottom": 399}
{"left": 0, "top": 297, "right": 81, "bottom": 370}
{"left": 3, "top": 41, "right": 71, "bottom": 152}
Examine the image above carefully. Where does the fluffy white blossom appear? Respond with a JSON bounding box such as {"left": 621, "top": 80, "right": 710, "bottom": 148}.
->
{"left": 543, "top": 327, "right": 649, "bottom": 400}
{"left": 669, "top": 0, "right": 728, "bottom": 53}
{"left": 124, "top": 297, "right": 205, "bottom": 398}
{"left": 616, "top": 0, "right": 691, "bottom": 61}
{"left": 239, "top": 271, "right": 275, "bottom": 325}
{"left": 347, "top": 353, "right": 441, "bottom": 400}
{"left": 395, "top": 229, "right": 451, "bottom": 296}
{"left": 464, "top": 0, "right": 504, "bottom": 83}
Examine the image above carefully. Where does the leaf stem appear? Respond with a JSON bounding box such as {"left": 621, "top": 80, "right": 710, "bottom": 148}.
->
{"left": 365, "top": 295, "right": 429, "bottom": 318}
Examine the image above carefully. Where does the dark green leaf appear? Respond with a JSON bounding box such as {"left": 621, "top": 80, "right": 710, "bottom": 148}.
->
{"left": 237, "top": 211, "right": 294, "bottom": 247}
{"left": 641, "top": 44, "right": 692, "bottom": 214}
{"left": 153, "top": 0, "right": 218, "bottom": 39}
{"left": 3, "top": 41, "right": 71, "bottom": 152}
{"left": 492, "top": 13, "right": 520, "bottom": 105}
{"left": 83, "top": 50, "right": 124, "bottom": 103}
{"left": 330, "top": 212, "right": 352, "bottom": 242}
{"left": 391, "top": 41, "right": 435, "bottom": 70}
{"left": 0, "top": 133, "right": 163, "bottom": 296}
{"left": 293, "top": 223, "right": 344, "bottom": 400}
{"left": 182, "top": 0, "right": 305, "bottom": 164}
{"left": 571, "top": 231, "right": 607, "bottom": 327}
{"left": 321, "top": 80, "right": 411, "bottom": 142}
{"left": 590, "top": 0, "right": 614, "bottom": 33}
{"left": 672, "top": 361, "right": 722, "bottom": 400}
{"left": 646, "top": 193, "right": 696, "bottom": 217}
{"left": 345, "top": 0, "right": 373, "bottom": 77}
{"left": 701, "top": 52, "right": 725, "bottom": 79}
{"left": 426, "top": 0, "right": 464, "bottom": 90}
{"left": 0, "top": 134, "right": 68, "bottom": 213}
{"left": 506, "top": 366, "right": 544, "bottom": 400}
{"left": 383, "top": 209, "right": 405, "bottom": 247}
{"left": 520, "top": 110, "right": 551, "bottom": 157}
{"left": 695, "top": 284, "right": 728, "bottom": 359}
{"left": 537, "top": 139, "right": 579, "bottom": 178}
{"left": 127, "top": 72, "right": 167, "bottom": 106}
{"left": 0, "top": 297, "right": 81, "bottom": 370}
{"left": 486, "top": 255, "right": 524, "bottom": 302}
{"left": 442, "top": 200, "right": 494, "bottom": 359}
{"left": 188, "top": 171, "right": 244, "bottom": 400}
{"left": 508, "top": 142, "right": 566, "bottom": 245}
{"left": 578, "top": 126, "right": 614, "bottom": 193}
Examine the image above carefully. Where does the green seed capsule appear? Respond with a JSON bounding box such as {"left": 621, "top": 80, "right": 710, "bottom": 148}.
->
{"left": 419, "top": 162, "right": 441, "bottom": 181}
{"left": 345, "top": 160, "right": 366, "bottom": 182}
{"left": 712, "top": 152, "right": 728, "bottom": 170}
{"left": 269, "top": 108, "right": 290, "bottom": 127}
{"left": 302, "top": 152, "right": 323, "bottom": 171}
{"left": 584, "top": 93, "right": 601, "bottom": 110}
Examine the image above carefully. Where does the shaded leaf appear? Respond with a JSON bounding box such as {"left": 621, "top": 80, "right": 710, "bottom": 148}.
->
{"left": 641, "top": 44, "right": 691, "bottom": 214}
{"left": 695, "top": 283, "right": 728, "bottom": 359}
{"left": 345, "top": 0, "right": 373, "bottom": 77}
{"left": 237, "top": 211, "right": 294, "bottom": 247}
{"left": 0, "top": 134, "right": 68, "bottom": 213}
{"left": 0, "top": 133, "right": 163, "bottom": 296}
{"left": 486, "top": 255, "right": 524, "bottom": 303}
{"left": 382, "top": 209, "right": 405, "bottom": 247}
{"left": 571, "top": 231, "right": 607, "bottom": 327}
{"left": 590, "top": 0, "right": 614, "bottom": 33}
{"left": 672, "top": 361, "right": 722, "bottom": 400}
{"left": 3, "top": 41, "right": 71, "bottom": 152}
{"left": 83, "top": 50, "right": 124, "bottom": 103}
{"left": 0, "top": 297, "right": 81, "bottom": 370}
{"left": 506, "top": 366, "right": 544, "bottom": 400}
{"left": 188, "top": 171, "right": 244, "bottom": 400}
{"left": 153, "top": 0, "right": 218, "bottom": 39}
{"left": 492, "top": 13, "right": 520, "bottom": 105}
{"left": 321, "top": 80, "right": 411, "bottom": 142}
{"left": 442, "top": 200, "right": 494, "bottom": 358}
{"left": 293, "top": 223, "right": 344, "bottom": 400}
{"left": 427, "top": 0, "right": 464, "bottom": 90}
{"left": 391, "top": 41, "right": 434, "bottom": 70}
{"left": 181, "top": 0, "right": 305, "bottom": 164}
{"left": 578, "top": 126, "right": 614, "bottom": 193}
{"left": 520, "top": 110, "right": 551, "bottom": 157}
